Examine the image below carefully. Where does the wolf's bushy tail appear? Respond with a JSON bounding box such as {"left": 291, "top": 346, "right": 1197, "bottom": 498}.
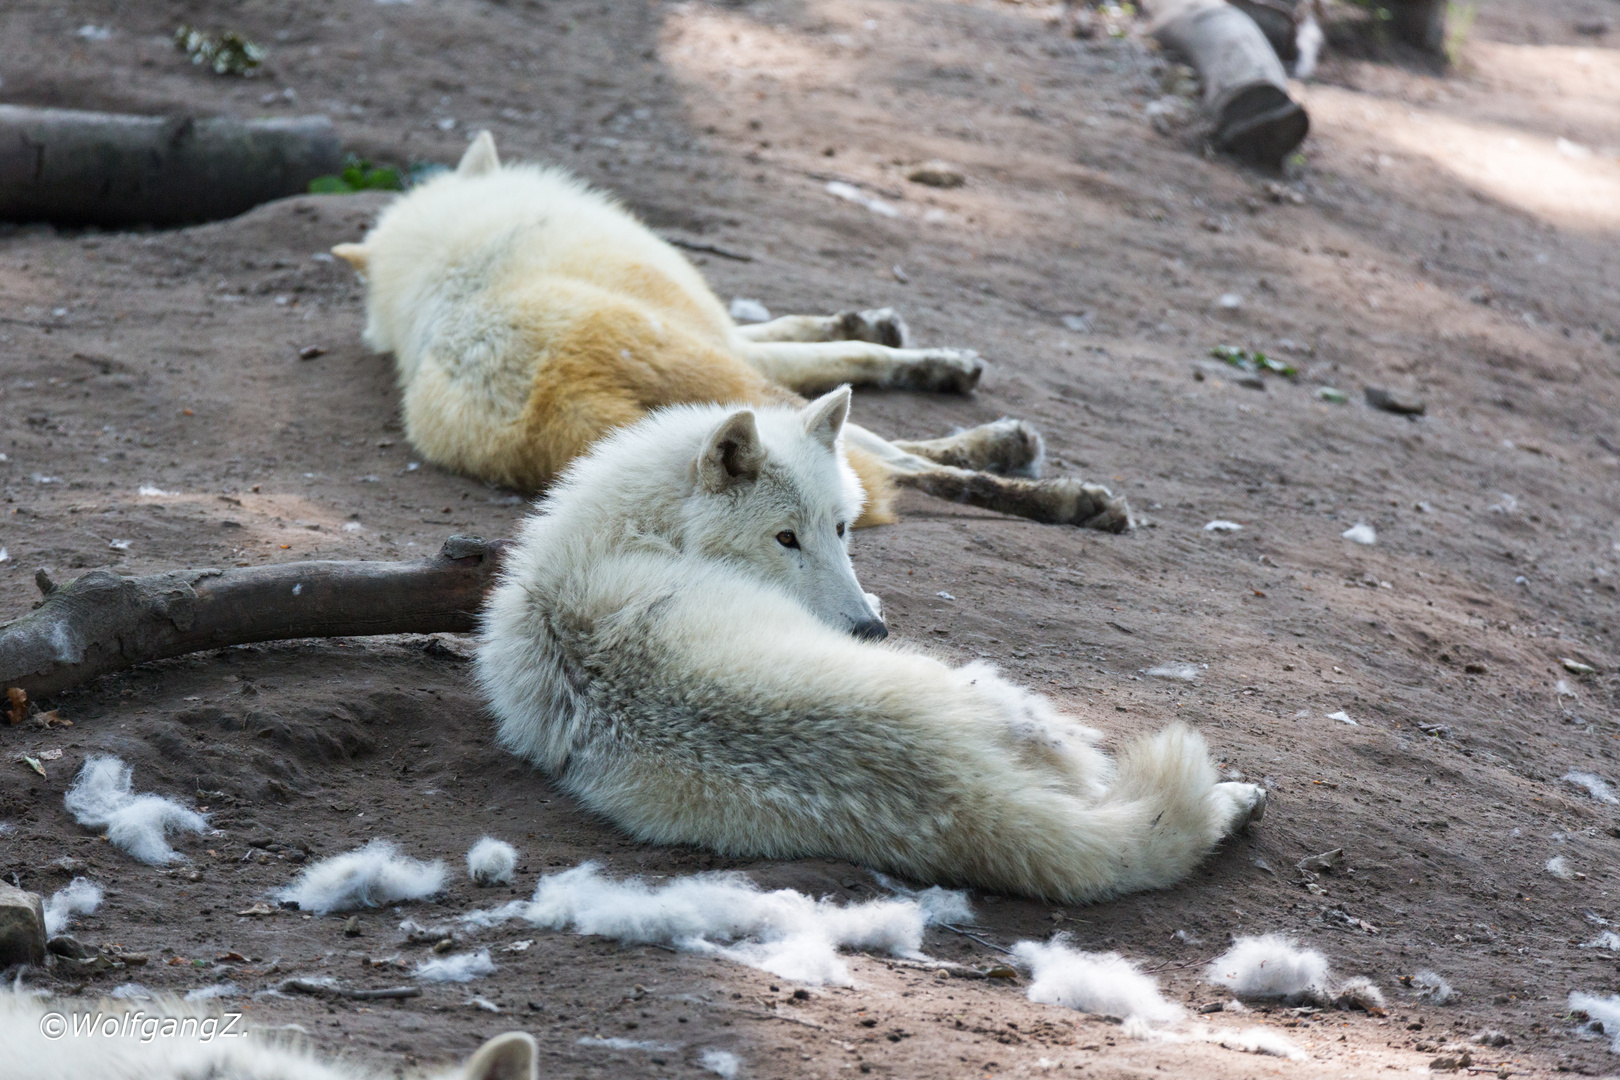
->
{"left": 945, "top": 723, "right": 1231, "bottom": 903}
{"left": 1101, "top": 723, "right": 1229, "bottom": 884}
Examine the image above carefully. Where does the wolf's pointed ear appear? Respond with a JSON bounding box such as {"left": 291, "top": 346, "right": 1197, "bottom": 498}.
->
{"left": 799, "top": 386, "right": 851, "bottom": 451}
{"left": 331, "top": 243, "right": 369, "bottom": 273}
{"left": 458, "top": 131, "right": 501, "bottom": 177}
{"left": 697, "top": 409, "right": 766, "bottom": 492}
{"left": 461, "top": 1032, "right": 537, "bottom": 1080}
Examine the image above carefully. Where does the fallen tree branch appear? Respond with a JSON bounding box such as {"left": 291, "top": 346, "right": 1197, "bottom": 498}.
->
{"left": 0, "top": 536, "right": 508, "bottom": 701}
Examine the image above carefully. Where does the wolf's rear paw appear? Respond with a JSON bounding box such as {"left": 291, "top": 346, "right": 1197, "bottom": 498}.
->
{"left": 892, "top": 348, "right": 984, "bottom": 395}
{"left": 1032, "top": 479, "right": 1132, "bottom": 531}
{"left": 835, "top": 307, "right": 911, "bottom": 348}
{"left": 1213, "top": 781, "right": 1267, "bottom": 835}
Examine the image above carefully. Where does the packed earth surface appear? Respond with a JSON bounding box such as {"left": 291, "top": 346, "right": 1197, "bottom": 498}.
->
{"left": 2, "top": 0, "right": 1620, "bottom": 1076}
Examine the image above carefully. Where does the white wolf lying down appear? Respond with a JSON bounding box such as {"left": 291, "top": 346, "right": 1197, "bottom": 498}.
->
{"left": 478, "top": 387, "right": 1265, "bottom": 903}
{"left": 1, "top": 992, "right": 535, "bottom": 1080}
{"left": 333, "top": 131, "right": 1130, "bottom": 532}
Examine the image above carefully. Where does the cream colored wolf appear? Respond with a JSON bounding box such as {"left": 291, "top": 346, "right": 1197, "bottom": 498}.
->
{"left": 477, "top": 389, "right": 1265, "bottom": 903}
{"left": 334, "top": 132, "right": 1130, "bottom": 531}
{"left": 1, "top": 992, "right": 535, "bottom": 1080}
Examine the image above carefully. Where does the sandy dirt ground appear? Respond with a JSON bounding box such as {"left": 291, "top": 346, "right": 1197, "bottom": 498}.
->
{"left": 2, "top": 0, "right": 1619, "bottom": 1076}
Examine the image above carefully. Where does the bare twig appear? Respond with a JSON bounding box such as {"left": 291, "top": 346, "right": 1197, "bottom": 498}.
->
{"left": 935, "top": 923, "right": 1014, "bottom": 956}
{"left": 658, "top": 235, "right": 754, "bottom": 262}
{"left": 277, "top": 978, "right": 421, "bottom": 1000}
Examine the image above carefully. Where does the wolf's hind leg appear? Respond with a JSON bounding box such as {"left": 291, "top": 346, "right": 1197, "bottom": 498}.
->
{"left": 892, "top": 418, "right": 1045, "bottom": 477}
{"left": 1210, "top": 781, "right": 1267, "bottom": 834}
{"left": 844, "top": 424, "right": 1131, "bottom": 531}
{"left": 734, "top": 308, "right": 910, "bottom": 347}
{"left": 741, "top": 341, "right": 983, "bottom": 396}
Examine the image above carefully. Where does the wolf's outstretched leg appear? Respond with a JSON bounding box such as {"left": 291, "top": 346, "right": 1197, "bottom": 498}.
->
{"left": 741, "top": 340, "right": 983, "bottom": 396}
{"left": 892, "top": 418, "right": 1045, "bottom": 478}
{"left": 844, "top": 424, "right": 1132, "bottom": 531}
{"left": 734, "top": 308, "right": 910, "bottom": 347}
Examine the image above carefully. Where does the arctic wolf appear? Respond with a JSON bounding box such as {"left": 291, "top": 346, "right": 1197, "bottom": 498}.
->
{"left": 1, "top": 991, "right": 535, "bottom": 1080}
{"left": 333, "top": 131, "right": 1130, "bottom": 531}
{"left": 477, "top": 388, "right": 1265, "bottom": 903}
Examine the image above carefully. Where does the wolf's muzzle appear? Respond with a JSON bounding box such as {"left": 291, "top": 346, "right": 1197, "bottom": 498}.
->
{"left": 850, "top": 617, "right": 889, "bottom": 641}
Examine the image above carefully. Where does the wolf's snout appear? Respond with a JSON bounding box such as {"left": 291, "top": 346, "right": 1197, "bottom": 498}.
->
{"left": 851, "top": 617, "right": 889, "bottom": 641}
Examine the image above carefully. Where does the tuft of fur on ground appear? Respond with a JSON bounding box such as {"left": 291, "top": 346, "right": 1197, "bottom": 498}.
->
{"left": 415, "top": 950, "right": 497, "bottom": 984}
{"left": 461, "top": 862, "right": 965, "bottom": 986}
{"left": 274, "top": 839, "right": 446, "bottom": 914}
{"left": 1205, "top": 934, "right": 1332, "bottom": 1002}
{"left": 42, "top": 876, "right": 103, "bottom": 937}
{"left": 63, "top": 756, "right": 207, "bottom": 865}
{"left": 1011, "top": 938, "right": 1181, "bottom": 1023}
{"left": 1570, "top": 992, "right": 1620, "bottom": 1053}
{"left": 465, "top": 837, "right": 518, "bottom": 886}
{"left": 1409, "top": 970, "right": 1456, "bottom": 1004}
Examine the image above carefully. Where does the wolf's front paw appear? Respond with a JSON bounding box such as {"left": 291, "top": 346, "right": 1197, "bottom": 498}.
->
{"left": 835, "top": 307, "right": 911, "bottom": 348}
{"left": 894, "top": 348, "right": 984, "bottom": 395}
{"left": 1212, "top": 781, "right": 1267, "bottom": 835}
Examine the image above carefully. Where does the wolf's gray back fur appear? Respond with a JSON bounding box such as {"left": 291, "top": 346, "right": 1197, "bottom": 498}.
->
{"left": 478, "top": 389, "right": 1265, "bottom": 903}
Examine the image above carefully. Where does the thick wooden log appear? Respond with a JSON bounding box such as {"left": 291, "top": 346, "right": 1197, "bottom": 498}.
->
{"left": 1230, "top": 0, "right": 1300, "bottom": 62}
{"left": 0, "top": 106, "right": 341, "bottom": 227}
{"left": 1152, "top": 0, "right": 1309, "bottom": 169}
{"left": 0, "top": 536, "right": 508, "bottom": 700}
{"left": 1388, "top": 0, "right": 1447, "bottom": 54}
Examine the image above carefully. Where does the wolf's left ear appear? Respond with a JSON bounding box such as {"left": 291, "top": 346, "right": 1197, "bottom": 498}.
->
{"left": 457, "top": 131, "right": 501, "bottom": 177}
{"left": 799, "top": 386, "right": 851, "bottom": 451}
{"left": 461, "top": 1032, "right": 537, "bottom": 1080}
{"left": 697, "top": 409, "right": 766, "bottom": 492}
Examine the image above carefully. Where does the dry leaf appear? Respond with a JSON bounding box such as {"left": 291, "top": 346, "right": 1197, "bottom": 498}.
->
{"left": 6, "top": 687, "right": 26, "bottom": 725}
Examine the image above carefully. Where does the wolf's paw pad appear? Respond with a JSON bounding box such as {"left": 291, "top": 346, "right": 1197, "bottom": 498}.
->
{"left": 835, "top": 307, "right": 911, "bottom": 348}
{"left": 1214, "top": 781, "right": 1267, "bottom": 834}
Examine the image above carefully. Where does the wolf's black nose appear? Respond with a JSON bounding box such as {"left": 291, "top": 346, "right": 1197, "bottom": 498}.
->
{"left": 851, "top": 618, "right": 889, "bottom": 641}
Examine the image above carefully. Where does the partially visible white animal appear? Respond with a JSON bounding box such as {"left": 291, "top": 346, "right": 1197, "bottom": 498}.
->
{"left": 477, "top": 388, "right": 1265, "bottom": 903}
{"left": 1, "top": 992, "right": 535, "bottom": 1080}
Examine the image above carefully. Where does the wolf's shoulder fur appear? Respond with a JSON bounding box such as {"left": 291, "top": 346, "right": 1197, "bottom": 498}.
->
{"left": 478, "top": 395, "right": 1265, "bottom": 904}
{"left": 1, "top": 992, "right": 535, "bottom": 1080}
{"left": 347, "top": 158, "right": 730, "bottom": 363}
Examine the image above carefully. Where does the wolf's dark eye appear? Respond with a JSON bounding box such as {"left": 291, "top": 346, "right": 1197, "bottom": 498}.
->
{"left": 836, "top": 522, "right": 846, "bottom": 538}
{"left": 776, "top": 531, "right": 799, "bottom": 549}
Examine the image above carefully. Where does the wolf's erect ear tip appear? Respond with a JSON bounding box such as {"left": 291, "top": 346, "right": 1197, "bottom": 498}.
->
{"left": 801, "top": 385, "right": 851, "bottom": 448}
{"left": 331, "top": 243, "right": 368, "bottom": 271}
{"left": 462, "top": 1032, "right": 538, "bottom": 1080}
{"left": 698, "top": 408, "right": 765, "bottom": 489}
{"left": 457, "top": 130, "right": 501, "bottom": 176}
